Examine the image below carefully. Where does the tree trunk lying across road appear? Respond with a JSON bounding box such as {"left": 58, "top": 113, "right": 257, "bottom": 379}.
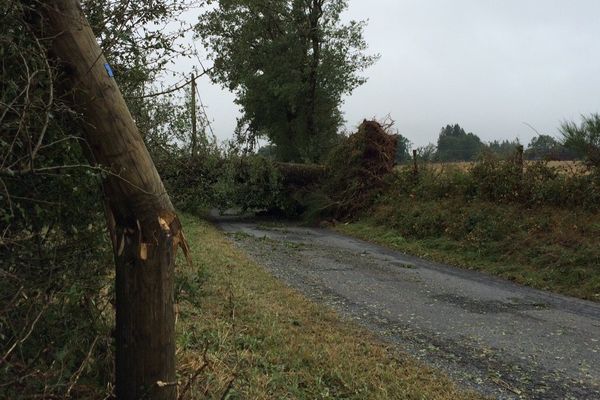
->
{"left": 275, "top": 162, "right": 327, "bottom": 187}
{"left": 31, "top": 1, "right": 189, "bottom": 399}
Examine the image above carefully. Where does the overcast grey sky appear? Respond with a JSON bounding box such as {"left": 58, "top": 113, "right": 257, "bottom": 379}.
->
{"left": 173, "top": 0, "right": 600, "bottom": 148}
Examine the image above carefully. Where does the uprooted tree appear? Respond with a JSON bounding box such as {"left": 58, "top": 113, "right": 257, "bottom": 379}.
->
{"left": 297, "top": 120, "right": 397, "bottom": 219}
{"left": 29, "top": 1, "right": 188, "bottom": 399}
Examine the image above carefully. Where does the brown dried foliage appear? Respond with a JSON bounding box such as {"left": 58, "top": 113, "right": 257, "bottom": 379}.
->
{"left": 322, "top": 120, "right": 397, "bottom": 218}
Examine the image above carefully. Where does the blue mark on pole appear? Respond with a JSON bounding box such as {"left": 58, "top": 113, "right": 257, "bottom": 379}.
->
{"left": 104, "top": 63, "right": 114, "bottom": 78}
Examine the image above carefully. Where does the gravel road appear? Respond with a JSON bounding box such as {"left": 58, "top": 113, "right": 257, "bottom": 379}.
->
{"left": 215, "top": 217, "right": 600, "bottom": 400}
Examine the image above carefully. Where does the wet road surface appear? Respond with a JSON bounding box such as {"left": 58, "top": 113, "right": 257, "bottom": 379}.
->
{"left": 216, "top": 218, "right": 600, "bottom": 399}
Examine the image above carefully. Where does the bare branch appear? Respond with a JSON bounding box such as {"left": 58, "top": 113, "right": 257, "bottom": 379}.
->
{"left": 1, "top": 302, "right": 48, "bottom": 364}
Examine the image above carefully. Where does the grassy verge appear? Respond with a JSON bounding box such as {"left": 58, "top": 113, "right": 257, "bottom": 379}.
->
{"left": 175, "top": 214, "right": 481, "bottom": 399}
{"left": 335, "top": 199, "right": 600, "bottom": 301}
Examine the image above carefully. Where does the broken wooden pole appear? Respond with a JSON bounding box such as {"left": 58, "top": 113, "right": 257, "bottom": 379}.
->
{"left": 191, "top": 73, "right": 198, "bottom": 158}
{"left": 31, "top": 1, "right": 188, "bottom": 398}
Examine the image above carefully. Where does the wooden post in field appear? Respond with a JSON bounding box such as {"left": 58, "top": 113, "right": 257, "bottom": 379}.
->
{"left": 412, "top": 149, "right": 419, "bottom": 175}
{"left": 32, "top": 1, "right": 188, "bottom": 399}
{"left": 516, "top": 145, "right": 524, "bottom": 174}
{"left": 191, "top": 74, "right": 198, "bottom": 158}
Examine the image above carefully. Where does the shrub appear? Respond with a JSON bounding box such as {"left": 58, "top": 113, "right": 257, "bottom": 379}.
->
{"left": 215, "top": 155, "right": 285, "bottom": 213}
{"left": 388, "top": 157, "right": 599, "bottom": 212}
{"left": 470, "top": 155, "right": 523, "bottom": 203}
{"left": 561, "top": 114, "right": 600, "bottom": 169}
{"left": 156, "top": 147, "right": 224, "bottom": 215}
{"left": 0, "top": 3, "right": 114, "bottom": 397}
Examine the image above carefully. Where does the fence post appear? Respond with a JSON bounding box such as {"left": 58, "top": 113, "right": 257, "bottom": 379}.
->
{"left": 412, "top": 149, "right": 418, "bottom": 175}
{"left": 516, "top": 145, "right": 524, "bottom": 174}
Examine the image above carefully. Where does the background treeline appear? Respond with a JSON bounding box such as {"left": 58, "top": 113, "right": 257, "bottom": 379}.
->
{"left": 394, "top": 123, "right": 582, "bottom": 164}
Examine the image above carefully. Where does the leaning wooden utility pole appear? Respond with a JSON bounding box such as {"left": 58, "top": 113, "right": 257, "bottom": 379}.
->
{"left": 31, "top": 1, "right": 188, "bottom": 399}
{"left": 191, "top": 74, "right": 198, "bottom": 158}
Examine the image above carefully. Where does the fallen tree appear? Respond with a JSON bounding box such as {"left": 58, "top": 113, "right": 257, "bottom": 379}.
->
{"left": 275, "top": 162, "right": 327, "bottom": 188}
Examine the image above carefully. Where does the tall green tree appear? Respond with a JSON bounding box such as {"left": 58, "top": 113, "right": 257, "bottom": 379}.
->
{"left": 196, "top": 0, "right": 378, "bottom": 162}
{"left": 436, "top": 124, "right": 484, "bottom": 162}
{"left": 394, "top": 134, "right": 412, "bottom": 163}
{"left": 527, "top": 135, "right": 558, "bottom": 158}
{"left": 524, "top": 134, "right": 576, "bottom": 161}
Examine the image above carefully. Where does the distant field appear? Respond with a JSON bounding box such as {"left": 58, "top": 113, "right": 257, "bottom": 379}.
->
{"left": 413, "top": 160, "right": 587, "bottom": 174}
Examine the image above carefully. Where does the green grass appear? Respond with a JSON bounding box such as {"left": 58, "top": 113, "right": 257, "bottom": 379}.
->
{"left": 174, "top": 214, "right": 482, "bottom": 399}
{"left": 334, "top": 198, "right": 600, "bottom": 302}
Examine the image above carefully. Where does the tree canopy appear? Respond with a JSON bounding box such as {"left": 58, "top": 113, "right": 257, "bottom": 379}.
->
{"left": 436, "top": 124, "right": 485, "bottom": 161}
{"left": 524, "top": 134, "right": 576, "bottom": 161}
{"left": 196, "top": 0, "right": 378, "bottom": 162}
